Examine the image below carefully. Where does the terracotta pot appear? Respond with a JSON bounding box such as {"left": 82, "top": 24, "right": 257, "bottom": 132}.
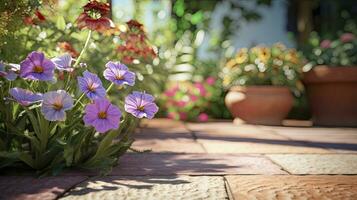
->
{"left": 225, "top": 86, "right": 293, "bottom": 125}
{"left": 303, "top": 66, "right": 357, "bottom": 127}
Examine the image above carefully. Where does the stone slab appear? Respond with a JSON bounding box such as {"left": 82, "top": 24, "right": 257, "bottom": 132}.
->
{"left": 261, "top": 126, "right": 357, "bottom": 153}
{"left": 0, "top": 176, "right": 87, "bottom": 200}
{"left": 187, "top": 122, "right": 330, "bottom": 153}
{"left": 109, "top": 153, "right": 287, "bottom": 175}
{"left": 225, "top": 175, "right": 357, "bottom": 200}
{"left": 133, "top": 127, "right": 205, "bottom": 153}
{"left": 140, "top": 119, "right": 186, "bottom": 129}
{"left": 268, "top": 154, "right": 357, "bottom": 174}
{"left": 60, "top": 176, "right": 228, "bottom": 200}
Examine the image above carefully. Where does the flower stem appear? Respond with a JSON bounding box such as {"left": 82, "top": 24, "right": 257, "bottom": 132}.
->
{"left": 65, "top": 30, "right": 92, "bottom": 89}
{"left": 73, "top": 30, "right": 92, "bottom": 68}
{"left": 73, "top": 93, "right": 86, "bottom": 108}
{"left": 106, "top": 82, "right": 114, "bottom": 93}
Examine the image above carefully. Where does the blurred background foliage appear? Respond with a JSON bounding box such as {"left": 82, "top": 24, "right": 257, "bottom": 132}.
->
{"left": 1, "top": 0, "right": 356, "bottom": 121}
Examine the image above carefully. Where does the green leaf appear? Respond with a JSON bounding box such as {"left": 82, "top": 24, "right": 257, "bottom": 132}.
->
{"left": 56, "top": 16, "right": 66, "bottom": 31}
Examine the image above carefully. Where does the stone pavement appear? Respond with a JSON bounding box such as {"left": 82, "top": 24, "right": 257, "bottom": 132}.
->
{"left": 1, "top": 119, "right": 357, "bottom": 200}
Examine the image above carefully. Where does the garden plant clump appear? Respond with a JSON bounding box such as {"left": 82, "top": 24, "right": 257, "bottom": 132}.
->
{"left": 222, "top": 43, "right": 304, "bottom": 95}
{"left": 303, "top": 32, "right": 357, "bottom": 69}
{"left": 0, "top": 1, "right": 158, "bottom": 175}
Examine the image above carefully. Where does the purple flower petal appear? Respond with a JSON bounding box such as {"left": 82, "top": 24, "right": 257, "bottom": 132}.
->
{"left": 103, "top": 61, "right": 135, "bottom": 86}
{"left": 124, "top": 91, "right": 158, "bottom": 119}
{"left": 83, "top": 98, "right": 121, "bottom": 133}
{"left": 9, "top": 87, "right": 42, "bottom": 106}
{"left": 77, "top": 70, "right": 106, "bottom": 100}
{"left": 20, "top": 51, "right": 55, "bottom": 81}
{"left": 52, "top": 54, "right": 73, "bottom": 72}
{"left": 41, "top": 90, "right": 73, "bottom": 121}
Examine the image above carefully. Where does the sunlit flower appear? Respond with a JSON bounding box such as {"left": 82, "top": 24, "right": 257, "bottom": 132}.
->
{"left": 0, "top": 63, "right": 18, "bottom": 81}
{"left": 9, "top": 87, "right": 42, "bottom": 106}
{"left": 103, "top": 61, "right": 135, "bottom": 86}
{"left": 20, "top": 51, "right": 55, "bottom": 81}
{"left": 235, "top": 48, "right": 248, "bottom": 64}
{"left": 198, "top": 113, "right": 209, "bottom": 122}
{"left": 124, "top": 91, "right": 158, "bottom": 119}
{"left": 76, "top": 0, "right": 114, "bottom": 33}
{"left": 83, "top": 98, "right": 122, "bottom": 133}
{"left": 205, "top": 76, "right": 216, "bottom": 85}
{"left": 52, "top": 54, "right": 73, "bottom": 72}
{"left": 194, "top": 82, "right": 207, "bottom": 96}
{"left": 78, "top": 70, "right": 106, "bottom": 100}
{"left": 285, "top": 49, "right": 299, "bottom": 64}
{"left": 41, "top": 90, "right": 73, "bottom": 121}
{"left": 257, "top": 47, "right": 271, "bottom": 63}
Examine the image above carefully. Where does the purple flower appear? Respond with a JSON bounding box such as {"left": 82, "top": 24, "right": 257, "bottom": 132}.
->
{"left": 124, "top": 91, "right": 158, "bottom": 119}
{"left": 41, "top": 90, "right": 73, "bottom": 121}
{"left": 320, "top": 39, "right": 331, "bottom": 49}
{"left": 77, "top": 70, "right": 106, "bottom": 100}
{"left": 103, "top": 61, "right": 135, "bottom": 86}
{"left": 20, "top": 51, "right": 55, "bottom": 81}
{"left": 83, "top": 98, "right": 122, "bottom": 133}
{"left": 9, "top": 87, "right": 42, "bottom": 106}
{"left": 52, "top": 53, "right": 73, "bottom": 72}
{"left": 0, "top": 63, "right": 18, "bottom": 81}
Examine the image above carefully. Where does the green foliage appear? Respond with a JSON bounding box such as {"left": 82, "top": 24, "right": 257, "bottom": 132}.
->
{"left": 303, "top": 32, "right": 357, "bottom": 68}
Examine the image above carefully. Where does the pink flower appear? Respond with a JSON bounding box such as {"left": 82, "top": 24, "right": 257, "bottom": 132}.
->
{"left": 340, "top": 33, "right": 355, "bottom": 43}
{"left": 198, "top": 113, "right": 209, "bottom": 122}
{"left": 320, "top": 39, "right": 331, "bottom": 48}
{"left": 194, "top": 82, "right": 207, "bottom": 96}
{"left": 206, "top": 76, "right": 216, "bottom": 85}
{"left": 167, "top": 112, "right": 177, "bottom": 120}
{"left": 176, "top": 100, "right": 187, "bottom": 107}
{"left": 179, "top": 112, "right": 187, "bottom": 120}
{"left": 190, "top": 94, "right": 198, "bottom": 102}
{"left": 164, "top": 89, "right": 177, "bottom": 97}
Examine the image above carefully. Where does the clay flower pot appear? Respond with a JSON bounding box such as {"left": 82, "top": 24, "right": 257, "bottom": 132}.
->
{"left": 225, "top": 86, "right": 293, "bottom": 125}
{"left": 303, "top": 66, "right": 357, "bottom": 127}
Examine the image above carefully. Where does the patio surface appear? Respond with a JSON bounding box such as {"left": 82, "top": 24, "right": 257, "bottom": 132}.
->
{"left": 1, "top": 119, "right": 357, "bottom": 200}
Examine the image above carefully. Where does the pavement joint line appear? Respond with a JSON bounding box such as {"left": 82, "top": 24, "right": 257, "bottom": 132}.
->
{"left": 262, "top": 154, "right": 291, "bottom": 175}
{"left": 55, "top": 176, "right": 90, "bottom": 200}
{"left": 184, "top": 122, "right": 209, "bottom": 153}
{"left": 223, "top": 176, "right": 235, "bottom": 200}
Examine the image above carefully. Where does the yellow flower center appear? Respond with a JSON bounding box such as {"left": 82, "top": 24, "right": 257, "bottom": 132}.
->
{"left": 115, "top": 75, "right": 124, "bottom": 80}
{"left": 34, "top": 66, "right": 44, "bottom": 73}
{"left": 53, "top": 102, "right": 63, "bottom": 111}
{"left": 138, "top": 105, "right": 145, "bottom": 111}
{"left": 98, "top": 111, "right": 107, "bottom": 119}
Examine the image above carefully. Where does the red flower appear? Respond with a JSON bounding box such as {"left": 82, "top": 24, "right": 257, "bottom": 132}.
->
{"left": 76, "top": 0, "right": 114, "bottom": 33}
{"left": 35, "top": 10, "right": 46, "bottom": 21}
{"left": 57, "top": 42, "right": 79, "bottom": 58}
{"left": 126, "top": 20, "right": 144, "bottom": 30}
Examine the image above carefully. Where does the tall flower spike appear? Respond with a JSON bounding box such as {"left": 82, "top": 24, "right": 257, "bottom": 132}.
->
{"left": 76, "top": 0, "right": 114, "bottom": 33}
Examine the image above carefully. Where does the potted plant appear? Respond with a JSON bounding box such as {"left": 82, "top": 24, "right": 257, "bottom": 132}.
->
{"left": 303, "top": 32, "right": 357, "bottom": 127}
{"left": 222, "top": 43, "right": 304, "bottom": 125}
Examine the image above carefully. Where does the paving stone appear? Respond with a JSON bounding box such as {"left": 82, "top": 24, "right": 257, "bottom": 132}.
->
{"left": 140, "top": 118, "right": 186, "bottom": 129}
{"left": 261, "top": 126, "right": 357, "bottom": 153}
{"left": 109, "top": 153, "right": 287, "bottom": 175}
{"left": 225, "top": 175, "right": 357, "bottom": 200}
{"left": 132, "top": 127, "right": 205, "bottom": 153}
{"left": 60, "top": 176, "right": 228, "bottom": 200}
{"left": 0, "top": 176, "right": 87, "bottom": 200}
{"left": 268, "top": 154, "right": 357, "bottom": 174}
{"left": 187, "top": 122, "right": 330, "bottom": 153}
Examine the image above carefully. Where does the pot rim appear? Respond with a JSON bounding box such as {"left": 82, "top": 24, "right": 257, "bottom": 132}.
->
{"left": 229, "top": 85, "right": 291, "bottom": 93}
{"left": 303, "top": 65, "right": 357, "bottom": 83}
